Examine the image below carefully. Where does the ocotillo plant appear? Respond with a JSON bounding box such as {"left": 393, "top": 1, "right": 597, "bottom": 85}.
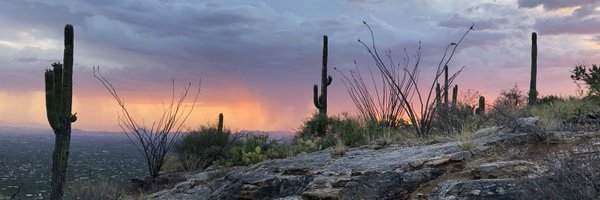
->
{"left": 45, "top": 24, "right": 77, "bottom": 200}
{"left": 528, "top": 32, "right": 538, "bottom": 106}
{"left": 313, "top": 35, "right": 332, "bottom": 135}
{"left": 217, "top": 113, "right": 224, "bottom": 134}
{"left": 475, "top": 96, "right": 485, "bottom": 115}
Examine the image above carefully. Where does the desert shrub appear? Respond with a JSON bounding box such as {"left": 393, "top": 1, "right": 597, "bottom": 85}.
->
{"left": 291, "top": 133, "right": 337, "bottom": 155}
{"left": 297, "top": 112, "right": 366, "bottom": 147}
{"left": 175, "top": 125, "right": 235, "bottom": 171}
{"left": 489, "top": 85, "right": 528, "bottom": 127}
{"left": 433, "top": 102, "right": 480, "bottom": 135}
{"left": 571, "top": 64, "right": 600, "bottom": 97}
{"left": 429, "top": 89, "right": 486, "bottom": 136}
{"left": 331, "top": 138, "right": 348, "bottom": 157}
{"left": 497, "top": 84, "right": 527, "bottom": 108}
{"left": 219, "top": 134, "right": 287, "bottom": 166}
{"left": 161, "top": 153, "right": 184, "bottom": 172}
{"left": 297, "top": 112, "right": 329, "bottom": 137}
{"left": 537, "top": 95, "right": 565, "bottom": 105}
{"left": 291, "top": 137, "right": 322, "bottom": 155}
{"left": 67, "top": 178, "right": 124, "bottom": 200}
{"left": 329, "top": 114, "right": 367, "bottom": 147}
{"left": 529, "top": 97, "right": 599, "bottom": 131}
{"left": 523, "top": 151, "right": 600, "bottom": 199}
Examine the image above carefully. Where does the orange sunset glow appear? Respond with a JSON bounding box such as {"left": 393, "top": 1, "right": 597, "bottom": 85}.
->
{"left": 0, "top": 0, "right": 599, "bottom": 134}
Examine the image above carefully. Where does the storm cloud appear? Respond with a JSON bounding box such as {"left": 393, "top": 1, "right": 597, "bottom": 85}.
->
{"left": 0, "top": 0, "right": 599, "bottom": 131}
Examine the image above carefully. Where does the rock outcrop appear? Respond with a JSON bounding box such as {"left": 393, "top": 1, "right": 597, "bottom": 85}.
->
{"left": 150, "top": 123, "right": 600, "bottom": 200}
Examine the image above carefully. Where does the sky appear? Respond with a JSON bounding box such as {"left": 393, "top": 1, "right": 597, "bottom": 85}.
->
{"left": 0, "top": 0, "right": 599, "bottom": 132}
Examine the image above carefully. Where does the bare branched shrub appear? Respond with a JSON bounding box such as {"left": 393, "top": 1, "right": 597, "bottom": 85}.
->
{"left": 93, "top": 66, "right": 201, "bottom": 178}
{"left": 489, "top": 84, "right": 528, "bottom": 128}
{"left": 345, "top": 22, "right": 473, "bottom": 137}
{"left": 496, "top": 84, "right": 527, "bottom": 109}
{"left": 335, "top": 60, "right": 405, "bottom": 128}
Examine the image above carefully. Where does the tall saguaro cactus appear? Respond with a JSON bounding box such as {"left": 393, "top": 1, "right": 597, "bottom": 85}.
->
{"left": 313, "top": 35, "right": 332, "bottom": 135}
{"left": 217, "top": 113, "right": 224, "bottom": 134}
{"left": 45, "top": 24, "right": 77, "bottom": 200}
{"left": 443, "top": 65, "right": 449, "bottom": 109}
{"left": 452, "top": 85, "right": 458, "bottom": 109}
{"left": 528, "top": 32, "right": 537, "bottom": 106}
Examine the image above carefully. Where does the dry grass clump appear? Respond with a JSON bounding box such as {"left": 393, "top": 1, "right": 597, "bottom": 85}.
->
{"left": 530, "top": 98, "right": 596, "bottom": 130}
{"left": 331, "top": 138, "right": 348, "bottom": 157}
{"left": 67, "top": 177, "right": 125, "bottom": 200}
{"left": 161, "top": 154, "right": 184, "bottom": 173}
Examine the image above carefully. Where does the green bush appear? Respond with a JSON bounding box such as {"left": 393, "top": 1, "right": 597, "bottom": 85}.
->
{"left": 297, "top": 112, "right": 329, "bottom": 137}
{"left": 537, "top": 95, "right": 565, "bottom": 105}
{"left": 175, "top": 125, "right": 234, "bottom": 171}
{"left": 571, "top": 64, "right": 600, "bottom": 97}
{"left": 296, "top": 112, "right": 367, "bottom": 148}
{"left": 291, "top": 137, "right": 322, "bottom": 155}
{"left": 218, "top": 134, "right": 287, "bottom": 166}
{"left": 329, "top": 114, "right": 366, "bottom": 147}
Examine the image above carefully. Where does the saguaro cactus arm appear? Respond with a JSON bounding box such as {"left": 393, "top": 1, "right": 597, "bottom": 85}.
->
{"left": 313, "top": 85, "right": 321, "bottom": 109}
{"left": 45, "top": 69, "right": 59, "bottom": 130}
{"left": 62, "top": 25, "right": 74, "bottom": 117}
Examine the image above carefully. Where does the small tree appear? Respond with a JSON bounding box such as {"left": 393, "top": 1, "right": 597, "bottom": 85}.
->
{"left": 496, "top": 84, "right": 527, "bottom": 109}
{"left": 571, "top": 64, "right": 600, "bottom": 97}
{"left": 93, "top": 67, "right": 200, "bottom": 178}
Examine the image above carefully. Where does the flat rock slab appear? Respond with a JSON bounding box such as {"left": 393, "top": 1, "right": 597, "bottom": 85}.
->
{"left": 150, "top": 129, "right": 588, "bottom": 200}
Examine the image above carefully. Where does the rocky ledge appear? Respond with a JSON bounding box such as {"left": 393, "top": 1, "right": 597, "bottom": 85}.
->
{"left": 150, "top": 121, "right": 600, "bottom": 200}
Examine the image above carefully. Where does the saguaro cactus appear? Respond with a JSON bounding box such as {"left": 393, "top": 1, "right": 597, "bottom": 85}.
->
{"left": 475, "top": 96, "right": 486, "bottom": 115}
{"left": 45, "top": 24, "right": 77, "bottom": 200}
{"left": 217, "top": 113, "right": 224, "bottom": 134}
{"left": 528, "top": 32, "right": 537, "bottom": 106}
{"left": 444, "top": 65, "right": 449, "bottom": 108}
{"left": 435, "top": 83, "right": 442, "bottom": 107}
{"left": 452, "top": 85, "right": 458, "bottom": 109}
{"left": 314, "top": 35, "right": 332, "bottom": 116}
{"left": 313, "top": 35, "right": 332, "bottom": 135}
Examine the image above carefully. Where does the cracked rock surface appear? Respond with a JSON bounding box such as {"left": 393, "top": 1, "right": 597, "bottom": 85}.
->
{"left": 150, "top": 123, "right": 600, "bottom": 200}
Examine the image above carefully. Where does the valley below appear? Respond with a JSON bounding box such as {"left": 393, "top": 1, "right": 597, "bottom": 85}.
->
{"left": 0, "top": 130, "right": 145, "bottom": 199}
